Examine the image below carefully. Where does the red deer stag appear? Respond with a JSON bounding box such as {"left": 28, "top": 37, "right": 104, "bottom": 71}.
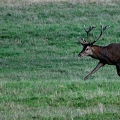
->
{"left": 78, "top": 25, "right": 120, "bottom": 80}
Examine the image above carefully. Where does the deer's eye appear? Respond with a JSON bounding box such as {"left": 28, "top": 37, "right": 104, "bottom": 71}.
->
{"left": 86, "top": 48, "right": 88, "bottom": 51}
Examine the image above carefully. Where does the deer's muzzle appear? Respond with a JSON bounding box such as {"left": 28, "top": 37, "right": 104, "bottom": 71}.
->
{"left": 78, "top": 53, "right": 82, "bottom": 57}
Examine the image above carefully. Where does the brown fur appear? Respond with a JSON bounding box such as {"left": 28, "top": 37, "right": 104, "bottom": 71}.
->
{"left": 78, "top": 43, "right": 120, "bottom": 79}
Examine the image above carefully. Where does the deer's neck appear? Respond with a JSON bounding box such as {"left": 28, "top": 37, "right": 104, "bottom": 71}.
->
{"left": 91, "top": 45, "right": 107, "bottom": 60}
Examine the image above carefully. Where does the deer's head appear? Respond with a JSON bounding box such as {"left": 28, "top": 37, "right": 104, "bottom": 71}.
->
{"left": 78, "top": 25, "right": 110, "bottom": 58}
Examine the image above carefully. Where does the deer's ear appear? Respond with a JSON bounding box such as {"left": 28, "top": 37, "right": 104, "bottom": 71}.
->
{"left": 81, "top": 43, "right": 85, "bottom": 46}
{"left": 79, "top": 40, "right": 89, "bottom": 47}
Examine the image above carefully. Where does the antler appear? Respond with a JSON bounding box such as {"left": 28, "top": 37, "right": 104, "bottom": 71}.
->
{"left": 78, "top": 25, "right": 96, "bottom": 45}
{"left": 91, "top": 24, "right": 110, "bottom": 45}
{"left": 84, "top": 25, "right": 96, "bottom": 40}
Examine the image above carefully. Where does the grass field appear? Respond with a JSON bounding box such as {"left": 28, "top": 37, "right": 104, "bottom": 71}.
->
{"left": 0, "top": 0, "right": 120, "bottom": 119}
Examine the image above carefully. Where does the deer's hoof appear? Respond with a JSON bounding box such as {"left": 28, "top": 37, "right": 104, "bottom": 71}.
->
{"left": 84, "top": 76, "right": 88, "bottom": 80}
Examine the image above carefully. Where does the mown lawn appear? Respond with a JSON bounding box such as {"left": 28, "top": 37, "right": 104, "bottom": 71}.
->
{"left": 0, "top": 0, "right": 120, "bottom": 119}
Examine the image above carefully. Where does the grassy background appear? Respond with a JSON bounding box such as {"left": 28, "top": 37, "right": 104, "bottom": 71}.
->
{"left": 0, "top": 0, "right": 120, "bottom": 119}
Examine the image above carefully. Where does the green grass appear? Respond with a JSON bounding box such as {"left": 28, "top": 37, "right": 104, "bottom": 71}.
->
{"left": 0, "top": 0, "right": 120, "bottom": 119}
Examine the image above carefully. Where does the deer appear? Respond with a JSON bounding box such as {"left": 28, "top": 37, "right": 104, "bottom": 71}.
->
{"left": 78, "top": 24, "right": 120, "bottom": 80}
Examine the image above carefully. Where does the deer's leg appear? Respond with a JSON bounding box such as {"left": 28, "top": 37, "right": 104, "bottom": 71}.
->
{"left": 116, "top": 63, "right": 120, "bottom": 76}
{"left": 84, "top": 62, "right": 105, "bottom": 80}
